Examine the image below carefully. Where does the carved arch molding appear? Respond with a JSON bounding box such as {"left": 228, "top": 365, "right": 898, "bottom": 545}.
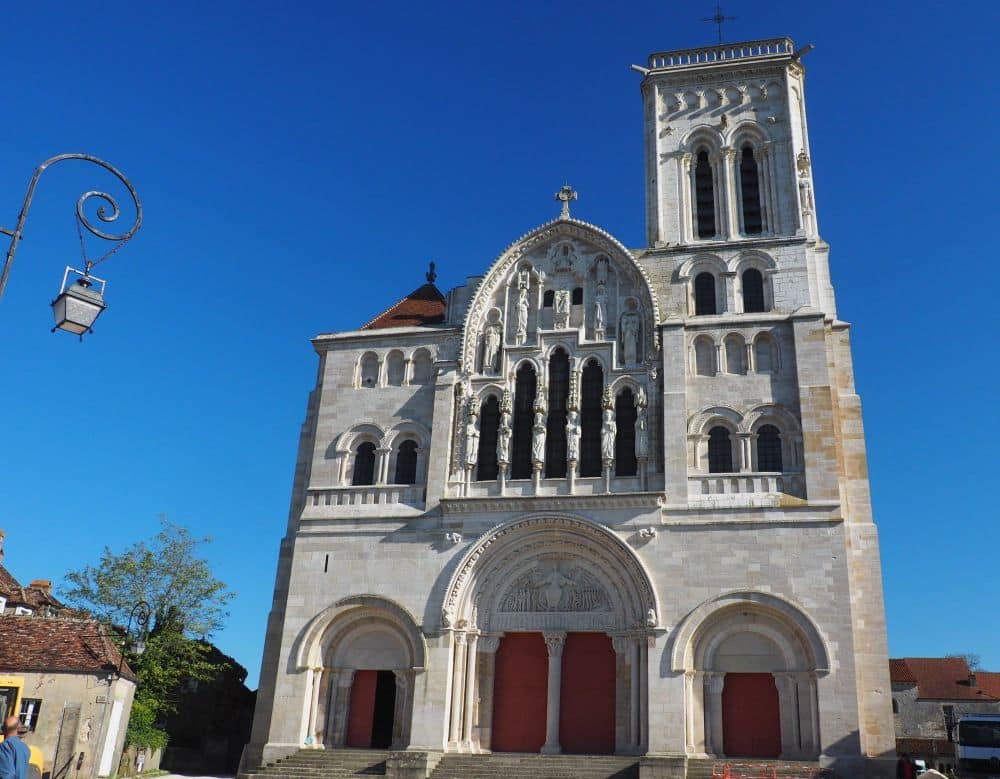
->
{"left": 442, "top": 514, "right": 659, "bottom": 633}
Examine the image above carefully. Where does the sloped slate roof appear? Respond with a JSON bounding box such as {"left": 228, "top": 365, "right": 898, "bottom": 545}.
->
{"left": 0, "top": 616, "right": 135, "bottom": 681}
{"left": 890, "top": 657, "right": 999, "bottom": 701}
{"left": 361, "top": 282, "right": 446, "bottom": 330}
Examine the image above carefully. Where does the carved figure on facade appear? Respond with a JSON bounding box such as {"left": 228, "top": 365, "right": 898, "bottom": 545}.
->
{"left": 635, "top": 404, "right": 650, "bottom": 460}
{"left": 531, "top": 411, "right": 547, "bottom": 466}
{"left": 465, "top": 403, "right": 480, "bottom": 468}
{"left": 592, "top": 282, "right": 607, "bottom": 339}
{"left": 566, "top": 410, "right": 581, "bottom": 462}
{"left": 594, "top": 255, "right": 610, "bottom": 286}
{"left": 497, "top": 401, "right": 512, "bottom": 471}
{"left": 548, "top": 241, "right": 578, "bottom": 273}
{"left": 499, "top": 560, "right": 610, "bottom": 613}
{"left": 620, "top": 299, "right": 641, "bottom": 366}
{"left": 515, "top": 287, "right": 529, "bottom": 345}
{"left": 601, "top": 388, "right": 617, "bottom": 465}
{"left": 553, "top": 288, "right": 571, "bottom": 329}
{"left": 481, "top": 309, "right": 503, "bottom": 373}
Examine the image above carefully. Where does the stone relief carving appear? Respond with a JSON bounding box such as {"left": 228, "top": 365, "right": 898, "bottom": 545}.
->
{"left": 482, "top": 309, "right": 503, "bottom": 373}
{"left": 635, "top": 404, "right": 650, "bottom": 460}
{"left": 592, "top": 283, "right": 607, "bottom": 339}
{"left": 499, "top": 560, "right": 610, "bottom": 613}
{"left": 465, "top": 404, "right": 480, "bottom": 468}
{"left": 566, "top": 410, "right": 581, "bottom": 462}
{"left": 514, "top": 286, "right": 529, "bottom": 345}
{"left": 620, "top": 299, "right": 641, "bottom": 366}
{"left": 553, "top": 288, "right": 571, "bottom": 329}
{"left": 497, "top": 389, "right": 513, "bottom": 471}
{"left": 601, "top": 407, "right": 617, "bottom": 464}
{"left": 531, "top": 411, "right": 547, "bottom": 467}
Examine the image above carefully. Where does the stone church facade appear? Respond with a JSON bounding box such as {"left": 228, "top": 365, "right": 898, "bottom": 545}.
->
{"left": 244, "top": 37, "right": 896, "bottom": 778}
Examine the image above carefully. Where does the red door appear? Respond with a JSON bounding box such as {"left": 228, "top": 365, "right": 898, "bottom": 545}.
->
{"left": 722, "top": 673, "right": 782, "bottom": 758}
{"left": 491, "top": 632, "right": 548, "bottom": 752}
{"left": 559, "top": 633, "right": 615, "bottom": 754}
{"left": 346, "top": 670, "right": 378, "bottom": 747}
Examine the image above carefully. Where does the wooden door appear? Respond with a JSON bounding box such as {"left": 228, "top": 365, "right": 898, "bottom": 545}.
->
{"left": 346, "top": 670, "right": 378, "bottom": 748}
{"left": 722, "top": 672, "right": 781, "bottom": 758}
{"left": 559, "top": 633, "right": 616, "bottom": 754}
{"left": 491, "top": 632, "right": 548, "bottom": 752}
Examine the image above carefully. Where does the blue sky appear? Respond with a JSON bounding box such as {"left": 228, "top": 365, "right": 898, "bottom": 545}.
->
{"left": 1, "top": 1, "right": 996, "bottom": 686}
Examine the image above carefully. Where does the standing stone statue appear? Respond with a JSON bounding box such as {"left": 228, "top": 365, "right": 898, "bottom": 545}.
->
{"left": 601, "top": 407, "right": 617, "bottom": 464}
{"left": 482, "top": 321, "right": 502, "bottom": 372}
{"left": 497, "top": 409, "right": 512, "bottom": 466}
{"left": 531, "top": 411, "right": 547, "bottom": 466}
{"left": 620, "top": 308, "right": 640, "bottom": 365}
{"left": 515, "top": 287, "right": 529, "bottom": 345}
{"left": 593, "top": 284, "right": 607, "bottom": 338}
{"left": 635, "top": 404, "right": 649, "bottom": 459}
{"left": 553, "top": 288, "right": 571, "bottom": 329}
{"left": 465, "top": 406, "right": 480, "bottom": 468}
{"left": 566, "top": 410, "right": 581, "bottom": 462}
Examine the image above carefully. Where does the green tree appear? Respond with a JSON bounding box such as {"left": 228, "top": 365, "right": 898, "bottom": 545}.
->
{"left": 62, "top": 517, "right": 235, "bottom": 749}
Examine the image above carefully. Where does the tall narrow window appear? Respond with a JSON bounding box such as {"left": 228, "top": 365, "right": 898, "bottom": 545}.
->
{"left": 360, "top": 353, "right": 379, "bottom": 388}
{"left": 545, "top": 350, "right": 570, "bottom": 477}
{"left": 740, "top": 145, "right": 763, "bottom": 235}
{"left": 694, "top": 273, "right": 717, "bottom": 316}
{"left": 352, "top": 442, "right": 377, "bottom": 485}
{"left": 394, "top": 440, "right": 418, "bottom": 484}
{"left": 707, "top": 427, "right": 733, "bottom": 473}
{"left": 614, "top": 388, "right": 637, "bottom": 477}
{"left": 694, "top": 336, "right": 716, "bottom": 376}
{"left": 579, "top": 360, "right": 604, "bottom": 477}
{"left": 543, "top": 290, "right": 555, "bottom": 307}
{"left": 756, "top": 424, "right": 783, "bottom": 472}
{"left": 695, "top": 150, "right": 716, "bottom": 239}
{"left": 511, "top": 364, "right": 536, "bottom": 479}
{"left": 571, "top": 287, "right": 584, "bottom": 305}
{"left": 477, "top": 396, "right": 500, "bottom": 481}
{"left": 742, "top": 268, "right": 766, "bottom": 313}
{"left": 386, "top": 351, "right": 405, "bottom": 386}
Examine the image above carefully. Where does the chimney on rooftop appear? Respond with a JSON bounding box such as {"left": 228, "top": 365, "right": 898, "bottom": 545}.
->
{"left": 29, "top": 579, "right": 52, "bottom": 596}
{"left": 969, "top": 672, "right": 978, "bottom": 687}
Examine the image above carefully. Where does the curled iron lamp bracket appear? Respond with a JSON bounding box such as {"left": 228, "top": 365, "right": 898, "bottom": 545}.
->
{"left": 0, "top": 153, "right": 143, "bottom": 300}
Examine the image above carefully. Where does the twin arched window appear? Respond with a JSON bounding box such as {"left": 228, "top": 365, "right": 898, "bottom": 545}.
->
{"left": 691, "top": 141, "right": 767, "bottom": 240}
{"left": 704, "top": 423, "right": 785, "bottom": 474}
{"left": 350, "top": 437, "right": 422, "bottom": 486}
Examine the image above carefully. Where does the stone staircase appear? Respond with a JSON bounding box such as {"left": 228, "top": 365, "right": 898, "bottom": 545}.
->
{"left": 429, "top": 753, "right": 640, "bottom": 779}
{"left": 685, "top": 758, "right": 822, "bottom": 779}
{"left": 240, "top": 749, "right": 390, "bottom": 778}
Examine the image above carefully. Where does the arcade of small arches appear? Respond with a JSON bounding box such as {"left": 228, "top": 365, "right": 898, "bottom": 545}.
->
{"left": 679, "top": 252, "right": 777, "bottom": 318}
{"left": 355, "top": 347, "right": 435, "bottom": 389}
{"left": 333, "top": 423, "right": 431, "bottom": 488}
{"left": 295, "top": 517, "right": 827, "bottom": 761}
{"left": 689, "top": 330, "right": 781, "bottom": 376}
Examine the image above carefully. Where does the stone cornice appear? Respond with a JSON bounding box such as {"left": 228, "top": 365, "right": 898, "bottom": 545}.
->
{"left": 312, "top": 325, "right": 460, "bottom": 349}
{"left": 633, "top": 235, "right": 805, "bottom": 258}
{"left": 441, "top": 492, "right": 665, "bottom": 515}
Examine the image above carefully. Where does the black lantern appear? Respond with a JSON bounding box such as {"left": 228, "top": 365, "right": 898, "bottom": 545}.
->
{"left": 51, "top": 267, "right": 107, "bottom": 338}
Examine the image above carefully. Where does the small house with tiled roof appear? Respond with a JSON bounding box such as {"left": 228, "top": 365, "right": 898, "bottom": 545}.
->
{"left": 890, "top": 656, "right": 1000, "bottom": 774}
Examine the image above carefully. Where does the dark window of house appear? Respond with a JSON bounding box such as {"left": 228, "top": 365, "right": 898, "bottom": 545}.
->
{"left": 580, "top": 359, "right": 604, "bottom": 477}
{"left": 757, "top": 424, "right": 783, "bottom": 471}
{"left": 695, "top": 150, "right": 716, "bottom": 239}
{"left": 477, "top": 396, "right": 500, "bottom": 481}
{"left": 545, "top": 350, "right": 570, "bottom": 477}
{"left": 742, "top": 268, "right": 766, "bottom": 313}
{"left": 511, "top": 364, "right": 537, "bottom": 479}
{"left": 740, "top": 144, "right": 763, "bottom": 235}
{"left": 393, "top": 440, "right": 418, "bottom": 484}
{"left": 18, "top": 699, "right": 41, "bottom": 732}
{"left": 543, "top": 290, "right": 555, "bottom": 307}
{"left": 694, "top": 272, "right": 717, "bottom": 316}
{"left": 571, "top": 287, "right": 584, "bottom": 305}
{"left": 615, "top": 388, "right": 637, "bottom": 477}
{"left": 352, "top": 442, "right": 377, "bottom": 485}
{"left": 708, "top": 426, "right": 733, "bottom": 473}
{"left": 892, "top": 698, "right": 899, "bottom": 714}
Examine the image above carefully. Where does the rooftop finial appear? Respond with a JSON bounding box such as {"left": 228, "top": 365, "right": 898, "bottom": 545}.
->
{"left": 555, "top": 184, "right": 578, "bottom": 220}
{"left": 701, "top": 2, "right": 736, "bottom": 45}
{"left": 426, "top": 261, "right": 437, "bottom": 284}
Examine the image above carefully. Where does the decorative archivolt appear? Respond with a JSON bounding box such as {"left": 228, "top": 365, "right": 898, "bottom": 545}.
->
{"left": 441, "top": 513, "right": 659, "bottom": 633}
{"left": 676, "top": 249, "right": 777, "bottom": 281}
{"left": 459, "top": 218, "right": 661, "bottom": 371}
{"left": 687, "top": 403, "right": 801, "bottom": 436}
{"left": 383, "top": 420, "right": 432, "bottom": 449}
{"left": 336, "top": 420, "right": 431, "bottom": 452}
{"left": 334, "top": 423, "right": 385, "bottom": 452}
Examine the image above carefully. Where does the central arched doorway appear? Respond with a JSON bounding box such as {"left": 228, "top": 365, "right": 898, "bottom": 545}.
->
{"left": 441, "top": 514, "right": 659, "bottom": 755}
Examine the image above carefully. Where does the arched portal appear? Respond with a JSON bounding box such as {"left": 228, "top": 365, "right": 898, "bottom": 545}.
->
{"left": 441, "top": 514, "right": 659, "bottom": 755}
{"left": 671, "top": 592, "right": 828, "bottom": 761}
{"left": 293, "top": 596, "right": 426, "bottom": 751}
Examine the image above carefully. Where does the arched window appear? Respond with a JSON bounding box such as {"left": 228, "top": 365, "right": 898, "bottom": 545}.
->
{"left": 707, "top": 426, "right": 733, "bottom": 473}
{"left": 615, "top": 388, "right": 637, "bottom": 477}
{"left": 694, "top": 336, "right": 716, "bottom": 377}
{"left": 545, "top": 350, "right": 570, "bottom": 478}
{"left": 695, "top": 150, "right": 717, "bottom": 239}
{"left": 580, "top": 359, "right": 604, "bottom": 477}
{"left": 543, "top": 290, "right": 555, "bottom": 307}
{"left": 477, "top": 396, "right": 500, "bottom": 481}
{"left": 756, "top": 424, "right": 783, "bottom": 472}
{"left": 742, "top": 268, "right": 766, "bottom": 313}
{"left": 511, "top": 363, "right": 536, "bottom": 479}
{"left": 754, "top": 333, "right": 779, "bottom": 374}
{"left": 394, "top": 439, "right": 418, "bottom": 484}
{"left": 740, "top": 144, "right": 763, "bottom": 235}
{"left": 386, "top": 351, "right": 405, "bottom": 386}
{"left": 352, "top": 441, "right": 377, "bottom": 485}
{"left": 694, "top": 272, "right": 717, "bottom": 316}
{"left": 360, "top": 353, "right": 379, "bottom": 388}
{"left": 571, "top": 287, "right": 584, "bottom": 305}
{"left": 411, "top": 349, "right": 434, "bottom": 384}
{"left": 724, "top": 334, "right": 746, "bottom": 375}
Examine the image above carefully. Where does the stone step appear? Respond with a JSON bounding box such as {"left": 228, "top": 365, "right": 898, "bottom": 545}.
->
{"left": 684, "top": 758, "right": 821, "bottom": 779}
{"left": 429, "top": 753, "right": 639, "bottom": 779}
{"left": 241, "top": 749, "right": 389, "bottom": 778}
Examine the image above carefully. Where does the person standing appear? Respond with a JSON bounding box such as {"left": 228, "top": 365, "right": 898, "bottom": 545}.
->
{"left": 896, "top": 752, "right": 915, "bottom": 779}
{"left": 0, "top": 715, "right": 29, "bottom": 779}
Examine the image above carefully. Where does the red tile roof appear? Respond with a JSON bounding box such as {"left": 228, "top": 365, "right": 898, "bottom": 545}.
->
{"left": 0, "top": 616, "right": 135, "bottom": 681}
{"left": 890, "top": 657, "right": 999, "bottom": 701}
{"left": 361, "top": 283, "right": 446, "bottom": 330}
{"left": 978, "top": 672, "right": 1000, "bottom": 699}
{"left": 0, "top": 565, "right": 66, "bottom": 612}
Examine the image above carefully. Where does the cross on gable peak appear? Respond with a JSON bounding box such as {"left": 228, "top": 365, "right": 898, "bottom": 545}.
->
{"left": 554, "top": 184, "right": 578, "bottom": 220}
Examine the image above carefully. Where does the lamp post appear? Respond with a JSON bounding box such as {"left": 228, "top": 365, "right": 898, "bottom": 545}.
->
{"left": 116, "top": 600, "right": 151, "bottom": 677}
{"left": 0, "top": 153, "right": 142, "bottom": 338}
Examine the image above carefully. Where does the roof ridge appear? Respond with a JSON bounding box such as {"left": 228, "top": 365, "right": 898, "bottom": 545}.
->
{"left": 360, "top": 281, "right": 446, "bottom": 331}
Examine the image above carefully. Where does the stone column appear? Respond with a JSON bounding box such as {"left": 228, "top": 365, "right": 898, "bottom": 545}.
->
{"left": 737, "top": 432, "right": 753, "bottom": 472}
{"left": 679, "top": 153, "right": 693, "bottom": 243}
{"left": 376, "top": 447, "right": 392, "bottom": 485}
{"left": 462, "top": 634, "right": 479, "bottom": 749}
{"left": 329, "top": 669, "right": 355, "bottom": 747}
{"left": 391, "top": 669, "right": 414, "bottom": 750}
{"left": 314, "top": 668, "right": 332, "bottom": 747}
{"left": 630, "top": 641, "right": 641, "bottom": 750}
{"left": 798, "top": 672, "right": 819, "bottom": 758}
{"left": 448, "top": 633, "right": 467, "bottom": 746}
{"left": 306, "top": 666, "right": 323, "bottom": 746}
{"left": 541, "top": 632, "right": 566, "bottom": 754}
{"left": 686, "top": 671, "right": 707, "bottom": 755}
{"left": 721, "top": 147, "right": 739, "bottom": 238}
{"left": 639, "top": 637, "right": 649, "bottom": 752}
{"left": 477, "top": 637, "right": 501, "bottom": 752}
{"left": 704, "top": 673, "right": 725, "bottom": 757}
{"left": 774, "top": 672, "right": 801, "bottom": 758}
{"left": 611, "top": 636, "right": 631, "bottom": 753}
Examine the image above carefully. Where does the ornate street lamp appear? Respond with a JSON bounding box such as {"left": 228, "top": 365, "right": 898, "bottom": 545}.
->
{"left": 116, "top": 600, "right": 151, "bottom": 677}
{"left": 0, "top": 153, "right": 142, "bottom": 339}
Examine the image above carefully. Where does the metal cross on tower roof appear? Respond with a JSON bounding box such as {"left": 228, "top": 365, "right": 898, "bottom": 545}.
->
{"left": 702, "top": 2, "right": 736, "bottom": 45}
{"left": 555, "top": 185, "right": 578, "bottom": 220}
